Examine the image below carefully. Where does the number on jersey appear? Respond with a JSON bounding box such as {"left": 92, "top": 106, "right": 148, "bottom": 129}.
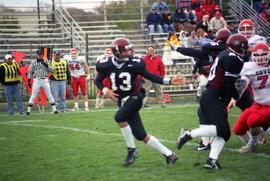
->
{"left": 110, "top": 72, "right": 132, "bottom": 91}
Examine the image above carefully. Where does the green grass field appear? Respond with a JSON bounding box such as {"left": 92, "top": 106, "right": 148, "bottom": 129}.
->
{"left": 0, "top": 104, "right": 269, "bottom": 181}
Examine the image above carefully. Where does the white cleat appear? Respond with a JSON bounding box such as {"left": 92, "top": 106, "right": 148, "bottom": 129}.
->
{"left": 72, "top": 107, "right": 79, "bottom": 112}
{"left": 85, "top": 107, "right": 89, "bottom": 111}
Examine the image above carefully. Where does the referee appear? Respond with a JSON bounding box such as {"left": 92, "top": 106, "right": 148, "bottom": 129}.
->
{"left": 26, "top": 49, "right": 58, "bottom": 115}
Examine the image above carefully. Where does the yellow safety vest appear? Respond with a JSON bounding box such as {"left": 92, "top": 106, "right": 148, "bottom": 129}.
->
{"left": 51, "top": 59, "right": 67, "bottom": 80}
{"left": 1, "top": 62, "right": 19, "bottom": 82}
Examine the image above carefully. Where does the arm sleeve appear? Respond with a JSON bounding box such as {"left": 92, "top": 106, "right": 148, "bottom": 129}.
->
{"left": 66, "top": 63, "right": 71, "bottom": 81}
{"left": 140, "top": 69, "right": 164, "bottom": 84}
{"left": 192, "top": 60, "right": 200, "bottom": 74}
{"left": 94, "top": 72, "right": 107, "bottom": 90}
{"left": 224, "top": 56, "right": 243, "bottom": 100}
{"left": 175, "top": 47, "right": 208, "bottom": 59}
{"left": 28, "top": 62, "right": 33, "bottom": 78}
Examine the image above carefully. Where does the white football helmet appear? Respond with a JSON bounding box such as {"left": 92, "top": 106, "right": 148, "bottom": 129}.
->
{"left": 238, "top": 19, "right": 256, "bottom": 39}
{"left": 251, "top": 42, "right": 270, "bottom": 67}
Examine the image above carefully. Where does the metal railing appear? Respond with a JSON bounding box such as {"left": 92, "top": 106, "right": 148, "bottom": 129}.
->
{"left": 52, "top": 4, "right": 86, "bottom": 53}
{"left": 228, "top": 0, "right": 270, "bottom": 42}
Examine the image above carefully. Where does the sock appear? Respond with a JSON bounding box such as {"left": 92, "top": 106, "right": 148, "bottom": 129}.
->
{"left": 85, "top": 101, "right": 89, "bottom": 108}
{"left": 27, "top": 104, "right": 33, "bottom": 113}
{"left": 266, "top": 127, "right": 270, "bottom": 134}
{"left": 200, "top": 125, "right": 211, "bottom": 145}
{"left": 100, "top": 98, "right": 105, "bottom": 107}
{"left": 209, "top": 136, "right": 225, "bottom": 160}
{"left": 238, "top": 133, "right": 250, "bottom": 144}
{"left": 95, "top": 97, "right": 101, "bottom": 107}
{"left": 120, "top": 125, "right": 136, "bottom": 149}
{"left": 74, "top": 102, "right": 79, "bottom": 108}
{"left": 147, "top": 135, "right": 172, "bottom": 157}
{"left": 51, "top": 103, "right": 56, "bottom": 112}
{"left": 249, "top": 135, "right": 259, "bottom": 146}
{"left": 191, "top": 125, "right": 217, "bottom": 138}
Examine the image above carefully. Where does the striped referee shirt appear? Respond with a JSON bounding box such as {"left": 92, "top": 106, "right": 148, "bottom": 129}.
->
{"left": 28, "top": 59, "right": 53, "bottom": 78}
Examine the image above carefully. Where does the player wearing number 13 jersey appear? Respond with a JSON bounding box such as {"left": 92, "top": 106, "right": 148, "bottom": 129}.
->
{"left": 95, "top": 38, "right": 186, "bottom": 167}
{"left": 176, "top": 34, "right": 249, "bottom": 170}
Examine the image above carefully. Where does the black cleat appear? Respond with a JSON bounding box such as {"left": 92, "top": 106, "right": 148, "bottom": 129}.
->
{"left": 122, "top": 148, "right": 138, "bottom": 167}
{"left": 54, "top": 111, "right": 59, "bottom": 114}
{"left": 204, "top": 158, "right": 221, "bottom": 170}
{"left": 196, "top": 141, "right": 211, "bottom": 151}
{"left": 177, "top": 128, "right": 192, "bottom": 149}
{"left": 26, "top": 112, "right": 30, "bottom": 115}
{"left": 165, "top": 153, "right": 178, "bottom": 165}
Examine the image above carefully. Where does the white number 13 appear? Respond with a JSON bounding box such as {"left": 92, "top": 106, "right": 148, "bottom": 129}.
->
{"left": 110, "top": 72, "right": 131, "bottom": 91}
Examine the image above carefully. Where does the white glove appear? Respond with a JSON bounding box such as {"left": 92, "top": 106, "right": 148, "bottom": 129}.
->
{"left": 86, "top": 74, "right": 90, "bottom": 80}
{"left": 166, "top": 40, "right": 178, "bottom": 51}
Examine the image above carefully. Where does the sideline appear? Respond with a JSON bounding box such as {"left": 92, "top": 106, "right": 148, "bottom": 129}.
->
{"left": 1, "top": 120, "right": 269, "bottom": 159}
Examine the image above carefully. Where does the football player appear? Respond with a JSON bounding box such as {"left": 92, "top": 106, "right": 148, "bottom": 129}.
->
{"left": 237, "top": 19, "right": 266, "bottom": 48}
{"left": 229, "top": 42, "right": 270, "bottom": 153}
{"left": 169, "top": 28, "right": 232, "bottom": 151}
{"left": 95, "top": 37, "right": 186, "bottom": 167}
{"left": 235, "top": 19, "right": 268, "bottom": 145}
{"left": 64, "top": 48, "right": 90, "bottom": 111}
{"left": 176, "top": 34, "right": 249, "bottom": 170}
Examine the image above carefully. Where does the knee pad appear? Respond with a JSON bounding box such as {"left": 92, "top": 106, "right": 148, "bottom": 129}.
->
{"left": 114, "top": 111, "right": 125, "bottom": 123}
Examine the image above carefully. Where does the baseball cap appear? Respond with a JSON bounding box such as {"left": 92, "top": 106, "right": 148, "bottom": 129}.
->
{"left": 5, "top": 54, "right": 12, "bottom": 60}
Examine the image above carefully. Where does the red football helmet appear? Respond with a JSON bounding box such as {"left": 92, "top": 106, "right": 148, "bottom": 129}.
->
{"left": 251, "top": 42, "right": 270, "bottom": 67}
{"left": 111, "top": 37, "right": 133, "bottom": 60}
{"left": 238, "top": 19, "right": 255, "bottom": 39}
{"left": 227, "top": 34, "right": 249, "bottom": 56}
{"left": 70, "top": 48, "right": 78, "bottom": 59}
{"left": 215, "top": 28, "right": 231, "bottom": 43}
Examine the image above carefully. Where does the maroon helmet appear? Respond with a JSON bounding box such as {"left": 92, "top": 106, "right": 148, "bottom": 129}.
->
{"left": 111, "top": 37, "right": 133, "bottom": 60}
{"left": 215, "top": 28, "right": 231, "bottom": 43}
{"left": 227, "top": 34, "right": 249, "bottom": 56}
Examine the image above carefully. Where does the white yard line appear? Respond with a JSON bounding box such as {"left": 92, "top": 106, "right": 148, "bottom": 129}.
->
{"left": 1, "top": 120, "right": 269, "bottom": 159}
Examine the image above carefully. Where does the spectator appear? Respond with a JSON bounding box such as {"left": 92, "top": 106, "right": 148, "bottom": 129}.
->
{"left": 260, "top": 8, "right": 270, "bottom": 23}
{"left": 209, "top": 12, "right": 226, "bottom": 33}
{"left": 191, "top": 0, "right": 201, "bottom": 15}
{"left": 197, "top": 28, "right": 214, "bottom": 46}
{"left": 64, "top": 48, "right": 90, "bottom": 111}
{"left": 161, "top": 8, "right": 175, "bottom": 33}
{"left": 173, "top": 7, "right": 188, "bottom": 32}
{"left": 146, "top": 7, "right": 163, "bottom": 34}
{"left": 187, "top": 8, "right": 197, "bottom": 24}
{"left": 186, "top": 8, "right": 197, "bottom": 32}
{"left": 213, "top": 4, "right": 224, "bottom": 17}
{"left": 196, "top": 8, "right": 207, "bottom": 22}
{"left": 163, "top": 32, "right": 186, "bottom": 65}
{"left": 176, "top": 0, "right": 192, "bottom": 9}
{"left": 202, "top": 0, "right": 215, "bottom": 15}
{"left": 152, "top": 0, "right": 169, "bottom": 14}
{"left": 253, "top": 0, "right": 263, "bottom": 12}
{"left": 227, "top": 23, "right": 237, "bottom": 34}
{"left": 50, "top": 51, "right": 71, "bottom": 113}
{"left": 186, "top": 30, "right": 199, "bottom": 47}
{"left": 196, "top": 14, "right": 210, "bottom": 33}
{"left": 0, "top": 54, "right": 24, "bottom": 116}
{"left": 143, "top": 46, "right": 166, "bottom": 107}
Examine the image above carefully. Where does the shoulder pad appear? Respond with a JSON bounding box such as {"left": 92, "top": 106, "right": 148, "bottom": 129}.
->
{"left": 96, "top": 56, "right": 112, "bottom": 72}
{"left": 131, "top": 57, "right": 145, "bottom": 69}
{"left": 240, "top": 62, "right": 256, "bottom": 76}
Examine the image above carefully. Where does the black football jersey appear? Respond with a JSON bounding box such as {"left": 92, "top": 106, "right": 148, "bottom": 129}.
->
{"left": 207, "top": 50, "right": 244, "bottom": 99}
{"left": 95, "top": 55, "right": 164, "bottom": 99}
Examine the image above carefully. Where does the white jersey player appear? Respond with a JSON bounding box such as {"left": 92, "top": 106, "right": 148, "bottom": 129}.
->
{"left": 64, "top": 48, "right": 90, "bottom": 111}
{"left": 231, "top": 42, "right": 270, "bottom": 153}
{"left": 237, "top": 19, "right": 266, "bottom": 49}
